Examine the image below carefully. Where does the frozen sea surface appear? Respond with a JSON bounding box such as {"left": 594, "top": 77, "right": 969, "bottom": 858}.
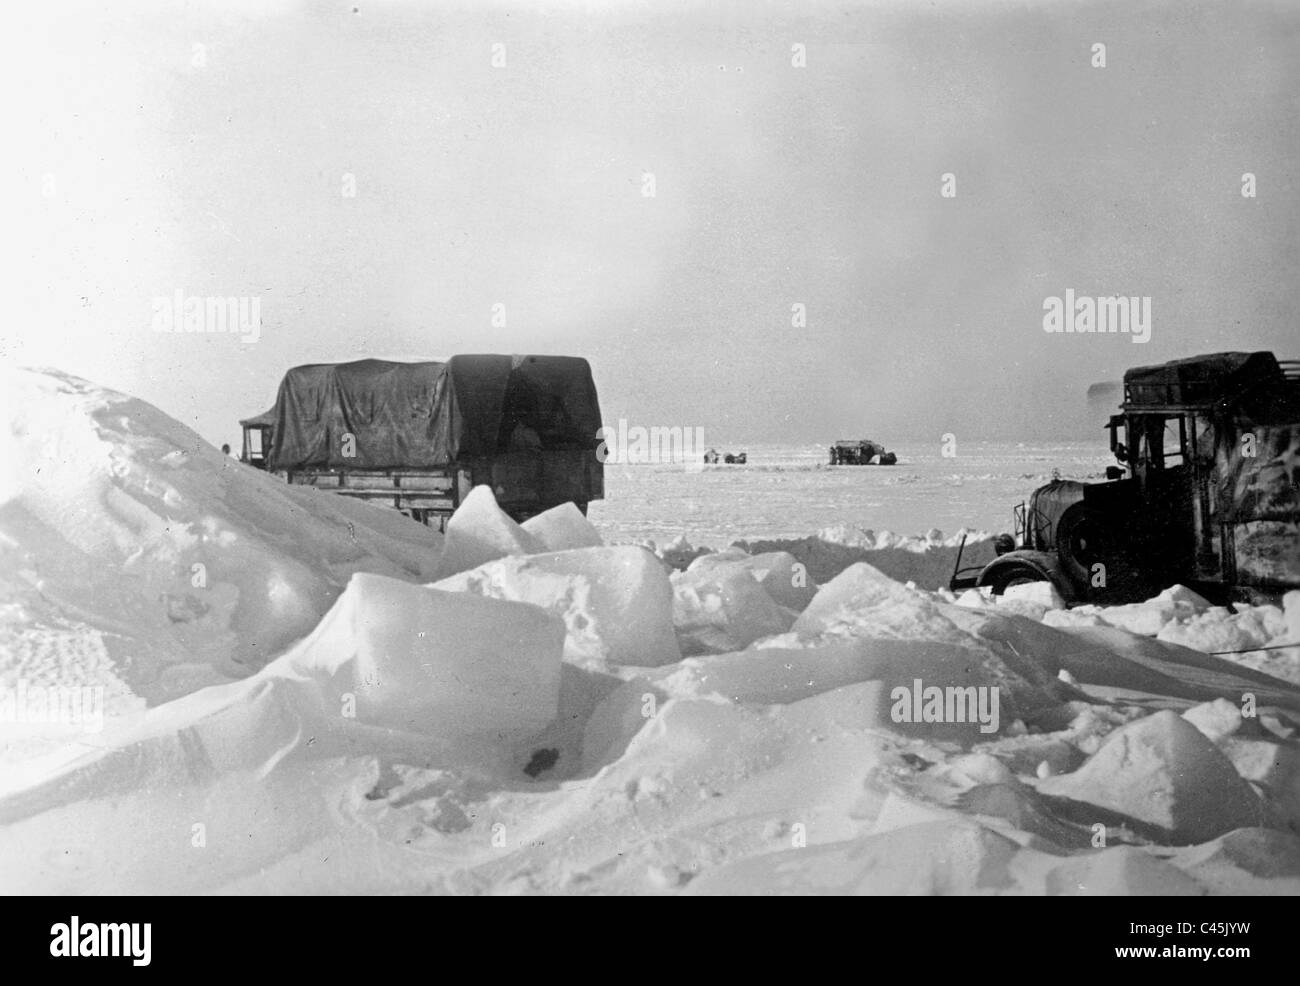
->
{"left": 587, "top": 441, "right": 1114, "bottom": 548}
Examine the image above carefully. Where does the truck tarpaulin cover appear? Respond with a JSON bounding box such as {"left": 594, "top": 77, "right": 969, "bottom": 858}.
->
{"left": 267, "top": 355, "right": 602, "bottom": 471}
{"left": 1124, "top": 352, "right": 1284, "bottom": 408}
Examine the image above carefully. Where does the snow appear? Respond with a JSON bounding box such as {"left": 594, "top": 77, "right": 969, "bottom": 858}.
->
{"left": 671, "top": 565, "right": 794, "bottom": 656}
{"left": 732, "top": 527, "right": 997, "bottom": 590}
{"left": 434, "top": 545, "right": 680, "bottom": 668}
{"left": 685, "top": 549, "right": 818, "bottom": 611}
{"left": 589, "top": 441, "right": 1112, "bottom": 550}
{"left": 792, "top": 562, "right": 972, "bottom": 644}
{"left": 1065, "top": 585, "right": 1216, "bottom": 637}
{"left": 1035, "top": 710, "right": 1265, "bottom": 844}
{"left": 0, "top": 367, "right": 444, "bottom": 750}
{"left": 685, "top": 819, "right": 1034, "bottom": 895}
{"left": 1003, "top": 580, "right": 1067, "bottom": 611}
{"left": 1287, "top": 590, "right": 1300, "bottom": 639}
{"left": 302, "top": 573, "right": 566, "bottom": 740}
{"left": 1222, "top": 737, "right": 1300, "bottom": 831}
{"left": 431, "top": 485, "right": 541, "bottom": 579}
{"left": 520, "top": 502, "right": 604, "bottom": 552}
{"left": 1041, "top": 585, "right": 1300, "bottom": 686}
{"left": 4, "top": 369, "right": 1300, "bottom": 895}
{"left": 1182, "top": 698, "right": 1246, "bottom": 743}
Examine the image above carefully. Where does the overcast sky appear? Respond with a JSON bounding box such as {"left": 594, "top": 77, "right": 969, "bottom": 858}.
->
{"left": 5, "top": 0, "right": 1298, "bottom": 446}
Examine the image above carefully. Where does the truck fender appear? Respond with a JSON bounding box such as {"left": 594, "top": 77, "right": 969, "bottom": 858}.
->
{"left": 975, "top": 550, "right": 1079, "bottom": 602}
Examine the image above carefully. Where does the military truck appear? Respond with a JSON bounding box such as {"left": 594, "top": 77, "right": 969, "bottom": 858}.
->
{"left": 950, "top": 351, "right": 1300, "bottom": 604}
{"left": 240, "top": 355, "right": 604, "bottom": 527}
{"left": 830, "top": 440, "right": 897, "bottom": 465}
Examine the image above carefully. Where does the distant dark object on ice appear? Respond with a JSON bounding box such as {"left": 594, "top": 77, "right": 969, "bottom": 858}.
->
{"left": 524, "top": 747, "right": 560, "bottom": 777}
{"left": 703, "top": 448, "right": 747, "bottom": 464}
{"left": 830, "top": 440, "right": 896, "bottom": 465}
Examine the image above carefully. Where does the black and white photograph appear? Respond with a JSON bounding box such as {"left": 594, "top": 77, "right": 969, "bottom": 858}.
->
{"left": 3, "top": 0, "right": 1299, "bottom": 920}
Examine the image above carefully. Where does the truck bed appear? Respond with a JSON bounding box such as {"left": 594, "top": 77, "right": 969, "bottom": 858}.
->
{"left": 281, "top": 448, "right": 603, "bottom": 526}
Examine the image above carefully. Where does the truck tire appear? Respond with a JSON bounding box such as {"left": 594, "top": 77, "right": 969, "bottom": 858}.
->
{"left": 1055, "top": 503, "right": 1119, "bottom": 589}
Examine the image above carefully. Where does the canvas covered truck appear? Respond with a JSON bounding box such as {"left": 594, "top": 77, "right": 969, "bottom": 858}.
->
{"left": 950, "top": 351, "right": 1300, "bottom": 605}
{"left": 240, "top": 354, "right": 605, "bottom": 527}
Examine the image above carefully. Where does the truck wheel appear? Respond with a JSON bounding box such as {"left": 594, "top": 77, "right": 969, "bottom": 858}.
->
{"left": 1055, "top": 504, "right": 1118, "bottom": 588}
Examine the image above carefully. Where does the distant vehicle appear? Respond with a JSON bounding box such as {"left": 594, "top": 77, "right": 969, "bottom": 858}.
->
{"left": 951, "top": 351, "right": 1300, "bottom": 604}
{"left": 240, "top": 355, "right": 605, "bottom": 528}
{"left": 830, "top": 439, "right": 897, "bottom": 465}
{"left": 703, "top": 449, "right": 747, "bottom": 464}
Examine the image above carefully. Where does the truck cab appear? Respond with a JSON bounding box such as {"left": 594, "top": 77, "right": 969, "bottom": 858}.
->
{"left": 238, "top": 409, "right": 274, "bottom": 469}
{"left": 953, "top": 352, "right": 1300, "bottom": 604}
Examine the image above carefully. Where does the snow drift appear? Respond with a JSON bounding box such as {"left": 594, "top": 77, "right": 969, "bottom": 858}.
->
{"left": 0, "top": 367, "right": 444, "bottom": 720}
{"left": 434, "top": 544, "right": 680, "bottom": 667}
{"left": 733, "top": 525, "right": 998, "bottom": 589}
{"left": 4, "top": 368, "right": 1300, "bottom": 895}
